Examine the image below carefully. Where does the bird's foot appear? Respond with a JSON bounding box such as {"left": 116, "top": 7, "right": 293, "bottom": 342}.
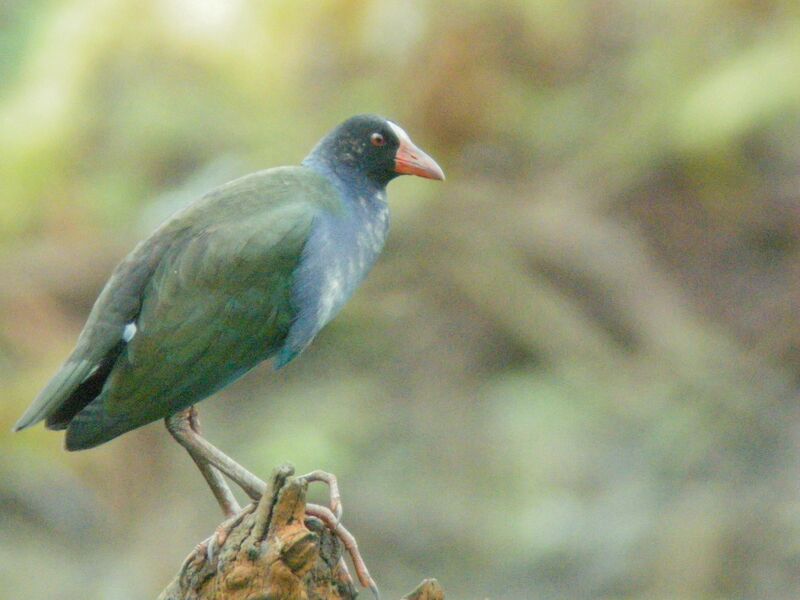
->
{"left": 167, "top": 414, "right": 377, "bottom": 597}
{"left": 306, "top": 501, "right": 380, "bottom": 599}
{"left": 202, "top": 505, "right": 255, "bottom": 563}
{"left": 297, "top": 470, "right": 377, "bottom": 596}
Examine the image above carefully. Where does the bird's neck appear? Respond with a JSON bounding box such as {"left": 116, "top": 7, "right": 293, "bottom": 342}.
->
{"left": 302, "top": 154, "right": 386, "bottom": 203}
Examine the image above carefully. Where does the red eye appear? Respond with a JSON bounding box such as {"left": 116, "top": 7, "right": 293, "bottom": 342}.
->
{"left": 371, "top": 133, "right": 386, "bottom": 147}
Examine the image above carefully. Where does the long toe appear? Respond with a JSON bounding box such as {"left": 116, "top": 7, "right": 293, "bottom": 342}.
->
{"left": 305, "top": 502, "right": 379, "bottom": 598}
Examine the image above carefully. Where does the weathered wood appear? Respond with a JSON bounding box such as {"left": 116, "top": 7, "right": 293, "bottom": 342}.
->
{"left": 401, "top": 579, "right": 445, "bottom": 600}
{"left": 158, "top": 465, "right": 444, "bottom": 600}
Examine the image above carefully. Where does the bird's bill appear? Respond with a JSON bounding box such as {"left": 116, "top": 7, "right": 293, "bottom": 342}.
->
{"left": 394, "top": 138, "right": 445, "bottom": 181}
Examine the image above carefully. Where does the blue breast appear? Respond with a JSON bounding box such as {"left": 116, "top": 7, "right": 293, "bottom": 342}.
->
{"left": 274, "top": 185, "right": 389, "bottom": 368}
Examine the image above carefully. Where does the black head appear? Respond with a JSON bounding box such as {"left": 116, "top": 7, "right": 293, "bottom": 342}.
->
{"left": 305, "top": 114, "right": 444, "bottom": 189}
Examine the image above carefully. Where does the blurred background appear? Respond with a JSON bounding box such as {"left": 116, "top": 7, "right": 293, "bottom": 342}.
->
{"left": 2, "top": 1, "right": 800, "bottom": 598}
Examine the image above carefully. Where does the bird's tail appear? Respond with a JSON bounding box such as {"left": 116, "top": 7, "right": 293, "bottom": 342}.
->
{"left": 14, "top": 359, "right": 95, "bottom": 432}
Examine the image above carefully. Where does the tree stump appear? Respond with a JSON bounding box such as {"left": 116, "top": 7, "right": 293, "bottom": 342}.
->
{"left": 158, "top": 465, "right": 444, "bottom": 600}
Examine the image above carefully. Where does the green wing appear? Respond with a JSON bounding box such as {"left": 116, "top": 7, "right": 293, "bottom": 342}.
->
{"left": 16, "top": 167, "right": 337, "bottom": 449}
{"left": 13, "top": 215, "right": 186, "bottom": 433}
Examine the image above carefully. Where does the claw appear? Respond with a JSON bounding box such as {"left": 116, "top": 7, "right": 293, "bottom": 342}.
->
{"left": 215, "top": 523, "right": 230, "bottom": 547}
{"left": 206, "top": 521, "right": 230, "bottom": 562}
{"left": 369, "top": 580, "right": 381, "bottom": 600}
{"left": 205, "top": 534, "right": 217, "bottom": 563}
{"left": 193, "top": 541, "right": 208, "bottom": 565}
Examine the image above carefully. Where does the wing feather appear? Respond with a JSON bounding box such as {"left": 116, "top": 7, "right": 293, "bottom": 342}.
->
{"left": 18, "top": 167, "right": 333, "bottom": 444}
{"left": 61, "top": 169, "right": 330, "bottom": 449}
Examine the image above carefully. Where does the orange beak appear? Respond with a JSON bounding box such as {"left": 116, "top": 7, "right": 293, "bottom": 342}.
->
{"left": 394, "top": 137, "right": 445, "bottom": 181}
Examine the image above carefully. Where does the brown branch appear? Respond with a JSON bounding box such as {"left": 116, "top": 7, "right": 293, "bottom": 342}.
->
{"left": 158, "top": 465, "right": 444, "bottom": 600}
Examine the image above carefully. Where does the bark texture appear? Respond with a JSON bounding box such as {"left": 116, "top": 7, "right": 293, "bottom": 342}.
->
{"left": 158, "top": 465, "right": 444, "bottom": 600}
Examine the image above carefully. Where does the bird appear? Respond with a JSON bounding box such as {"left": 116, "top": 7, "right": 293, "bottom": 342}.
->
{"left": 14, "top": 114, "right": 444, "bottom": 595}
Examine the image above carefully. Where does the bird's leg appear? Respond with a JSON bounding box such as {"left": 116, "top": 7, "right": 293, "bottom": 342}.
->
{"left": 165, "top": 407, "right": 241, "bottom": 517}
{"left": 203, "top": 504, "right": 256, "bottom": 563}
{"left": 165, "top": 409, "right": 267, "bottom": 499}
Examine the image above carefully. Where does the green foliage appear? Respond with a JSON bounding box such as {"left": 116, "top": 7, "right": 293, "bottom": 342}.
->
{"left": 3, "top": 1, "right": 800, "bottom": 598}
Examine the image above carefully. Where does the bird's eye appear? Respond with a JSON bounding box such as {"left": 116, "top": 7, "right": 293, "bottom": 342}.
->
{"left": 370, "top": 133, "right": 386, "bottom": 147}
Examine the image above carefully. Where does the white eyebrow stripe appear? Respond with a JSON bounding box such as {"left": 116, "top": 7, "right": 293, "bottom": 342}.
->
{"left": 388, "top": 121, "right": 412, "bottom": 146}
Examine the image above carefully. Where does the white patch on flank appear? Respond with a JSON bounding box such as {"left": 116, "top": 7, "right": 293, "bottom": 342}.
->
{"left": 388, "top": 121, "right": 412, "bottom": 147}
{"left": 123, "top": 322, "right": 137, "bottom": 342}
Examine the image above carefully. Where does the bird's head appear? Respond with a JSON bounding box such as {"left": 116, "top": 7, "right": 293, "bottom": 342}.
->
{"left": 305, "top": 114, "right": 445, "bottom": 189}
